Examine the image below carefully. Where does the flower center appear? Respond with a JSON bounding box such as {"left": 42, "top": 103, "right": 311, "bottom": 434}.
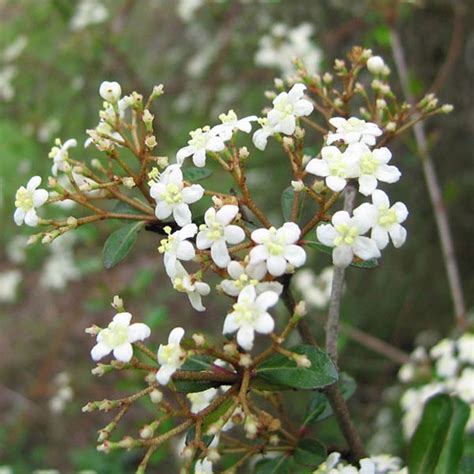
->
{"left": 334, "top": 224, "right": 359, "bottom": 246}
{"left": 189, "top": 126, "right": 210, "bottom": 149}
{"left": 343, "top": 117, "right": 364, "bottom": 132}
{"left": 158, "top": 227, "right": 175, "bottom": 254}
{"left": 173, "top": 277, "right": 190, "bottom": 293}
{"left": 219, "top": 110, "right": 237, "bottom": 124}
{"left": 101, "top": 322, "right": 129, "bottom": 348}
{"left": 275, "top": 99, "right": 294, "bottom": 117}
{"left": 233, "top": 300, "right": 257, "bottom": 325}
{"left": 235, "top": 274, "right": 258, "bottom": 290}
{"left": 160, "top": 344, "right": 180, "bottom": 365}
{"left": 360, "top": 152, "right": 379, "bottom": 174}
{"left": 201, "top": 220, "right": 224, "bottom": 241}
{"left": 161, "top": 183, "right": 182, "bottom": 205}
{"left": 327, "top": 155, "right": 348, "bottom": 177}
{"left": 15, "top": 187, "right": 33, "bottom": 211}
{"left": 263, "top": 228, "right": 285, "bottom": 256}
{"left": 377, "top": 206, "right": 397, "bottom": 228}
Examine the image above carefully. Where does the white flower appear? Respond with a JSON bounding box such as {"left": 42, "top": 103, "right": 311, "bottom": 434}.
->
{"left": 70, "top": 0, "right": 109, "bottom": 30}
{"left": 458, "top": 334, "right": 474, "bottom": 364}
{"left": 48, "top": 138, "right": 77, "bottom": 176}
{"left": 250, "top": 222, "right": 306, "bottom": 277}
{"left": 347, "top": 143, "right": 401, "bottom": 196}
{"left": 170, "top": 262, "right": 210, "bottom": 312}
{"left": 177, "top": 126, "right": 226, "bottom": 167}
{"left": 293, "top": 267, "right": 334, "bottom": 308}
{"left": 91, "top": 312, "right": 151, "bottom": 363}
{"left": 223, "top": 285, "right": 278, "bottom": 351}
{"left": 317, "top": 210, "right": 381, "bottom": 268}
{"left": 187, "top": 388, "right": 218, "bottom": 414}
{"left": 14, "top": 176, "right": 49, "bottom": 227}
{"left": 156, "top": 327, "right": 186, "bottom": 385}
{"left": 213, "top": 110, "right": 258, "bottom": 139}
{"left": 456, "top": 368, "right": 474, "bottom": 403}
{"left": 197, "top": 205, "right": 245, "bottom": 268}
{"left": 159, "top": 224, "right": 197, "bottom": 277}
{"left": 305, "top": 145, "right": 359, "bottom": 192}
{"left": 354, "top": 190, "right": 408, "bottom": 250}
{"left": 327, "top": 117, "right": 382, "bottom": 146}
{"left": 150, "top": 165, "right": 204, "bottom": 226}
{"left": 367, "top": 56, "right": 386, "bottom": 75}
{"left": 0, "top": 270, "right": 22, "bottom": 303}
{"left": 430, "top": 338, "right": 459, "bottom": 378}
{"left": 267, "top": 83, "right": 313, "bottom": 135}
{"left": 194, "top": 458, "right": 213, "bottom": 474}
{"left": 219, "top": 260, "right": 283, "bottom": 297}
{"left": 99, "top": 80, "right": 121, "bottom": 103}
{"left": 252, "top": 117, "right": 276, "bottom": 151}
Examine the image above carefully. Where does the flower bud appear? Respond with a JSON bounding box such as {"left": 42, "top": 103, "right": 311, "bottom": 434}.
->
{"left": 239, "top": 146, "right": 249, "bottom": 159}
{"left": 150, "top": 389, "right": 163, "bottom": 404}
{"left": 140, "top": 425, "right": 154, "bottom": 439}
{"left": 265, "top": 90, "right": 276, "bottom": 100}
{"left": 294, "top": 301, "right": 307, "bottom": 317}
{"left": 283, "top": 137, "right": 294, "bottom": 149}
{"left": 367, "top": 56, "right": 385, "bottom": 75}
{"left": 207, "top": 448, "right": 220, "bottom": 462}
{"left": 269, "top": 435, "right": 280, "bottom": 446}
{"left": 151, "top": 84, "right": 164, "bottom": 99}
{"left": 441, "top": 104, "right": 454, "bottom": 113}
{"left": 145, "top": 135, "right": 157, "bottom": 149}
{"left": 239, "top": 354, "right": 252, "bottom": 368}
{"left": 322, "top": 72, "right": 333, "bottom": 84}
{"left": 294, "top": 126, "right": 305, "bottom": 139}
{"left": 99, "top": 81, "right": 121, "bottom": 103}
{"left": 273, "top": 78, "right": 284, "bottom": 89}
{"left": 385, "top": 122, "right": 397, "bottom": 132}
{"left": 376, "top": 99, "right": 387, "bottom": 110}
{"left": 111, "top": 295, "right": 124, "bottom": 311}
{"left": 156, "top": 156, "right": 169, "bottom": 169}
{"left": 67, "top": 216, "right": 78, "bottom": 228}
{"left": 295, "top": 354, "right": 311, "bottom": 368}
{"left": 291, "top": 180, "right": 304, "bottom": 192}
{"left": 122, "top": 177, "right": 135, "bottom": 189}
{"left": 192, "top": 333, "right": 205, "bottom": 347}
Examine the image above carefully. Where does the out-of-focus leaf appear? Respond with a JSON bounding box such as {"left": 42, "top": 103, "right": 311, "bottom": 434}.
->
{"left": 294, "top": 438, "right": 326, "bottom": 468}
{"left": 102, "top": 221, "right": 144, "bottom": 269}
{"left": 182, "top": 167, "right": 212, "bottom": 181}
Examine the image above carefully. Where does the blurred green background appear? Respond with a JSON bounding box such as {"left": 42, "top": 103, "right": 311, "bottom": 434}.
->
{"left": 0, "top": 0, "right": 473, "bottom": 472}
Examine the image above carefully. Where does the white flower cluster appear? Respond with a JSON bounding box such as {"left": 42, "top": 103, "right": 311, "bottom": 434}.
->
{"left": 293, "top": 266, "right": 334, "bottom": 308}
{"left": 0, "top": 35, "right": 27, "bottom": 102}
{"left": 398, "top": 333, "right": 474, "bottom": 438}
{"left": 70, "top": 0, "right": 109, "bottom": 31}
{"left": 314, "top": 451, "right": 406, "bottom": 474}
{"left": 255, "top": 23, "right": 322, "bottom": 78}
{"left": 49, "top": 372, "right": 73, "bottom": 415}
{"left": 311, "top": 116, "right": 408, "bottom": 268}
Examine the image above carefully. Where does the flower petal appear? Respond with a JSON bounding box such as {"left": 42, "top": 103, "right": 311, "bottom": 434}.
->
{"left": 24, "top": 209, "right": 39, "bottom": 227}
{"left": 182, "top": 185, "right": 204, "bottom": 204}
{"left": 227, "top": 261, "right": 244, "bottom": 279}
{"left": 255, "top": 290, "right": 279, "bottom": 310}
{"left": 249, "top": 245, "right": 269, "bottom": 264}
{"left": 176, "top": 145, "right": 194, "bottom": 164}
{"left": 173, "top": 203, "right": 192, "bottom": 227}
{"left": 91, "top": 342, "right": 111, "bottom": 361}
{"left": 26, "top": 176, "right": 41, "bottom": 191}
{"left": 306, "top": 159, "right": 329, "bottom": 177}
{"left": 237, "top": 326, "right": 255, "bottom": 351}
{"left": 211, "top": 239, "right": 230, "bottom": 268}
{"left": 389, "top": 224, "right": 407, "bottom": 248}
{"left": 176, "top": 241, "right": 195, "bottom": 261}
{"left": 216, "top": 205, "right": 239, "bottom": 225}
{"left": 156, "top": 365, "right": 175, "bottom": 385}
{"left": 33, "top": 189, "right": 48, "bottom": 207}
{"left": 316, "top": 224, "right": 337, "bottom": 247}
{"left": 371, "top": 226, "right": 389, "bottom": 250}
{"left": 254, "top": 312, "right": 275, "bottom": 334}
{"left": 224, "top": 225, "right": 245, "bottom": 244}
{"left": 332, "top": 245, "right": 353, "bottom": 268}
{"left": 169, "top": 327, "right": 185, "bottom": 345}
{"left": 113, "top": 343, "right": 133, "bottom": 363}
{"left": 223, "top": 312, "right": 239, "bottom": 334}
{"left": 266, "top": 255, "right": 287, "bottom": 277}
{"left": 155, "top": 201, "right": 172, "bottom": 220}
{"left": 113, "top": 312, "right": 132, "bottom": 326}
{"left": 128, "top": 323, "right": 151, "bottom": 343}
{"left": 353, "top": 236, "right": 381, "bottom": 260}
{"left": 192, "top": 149, "right": 207, "bottom": 168}
{"left": 283, "top": 245, "right": 306, "bottom": 267}
{"left": 326, "top": 175, "right": 347, "bottom": 192}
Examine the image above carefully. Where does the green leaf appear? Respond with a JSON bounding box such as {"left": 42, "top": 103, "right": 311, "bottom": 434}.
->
{"left": 182, "top": 167, "right": 212, "bottom": 182}
{"left": 174, "top": 355, "right": 220, "bottom": 393}
{"left": 202, "top": 397, "right": 235, "bottom": 432}
{"left": 303, "top": 146, "right": 318, "bottom": 156}
{"left": 102, "top": 221, "right": 144, "bottom": 269}
{"left": 255, "top": 345, "right": 338, "bottom": 390}
{"left": 409, "top": 393, "right": 455, "bottom": 474}
{"left": 434, "top": 397, "right": 470, "bottom": 474}
{"left": 254, "top": 456, "right": 290, "bottom": 473}
{"left": 294, "top": 438, "right": 326, "bottom": 468}
{"left": 281, "top": 187, "right": 295, "bottom": 222}
{"left": 305, "top": 240, "right": 378, "bottom": 269}
{"left": 302, "top": 373, "right": 356, "bottom": 427}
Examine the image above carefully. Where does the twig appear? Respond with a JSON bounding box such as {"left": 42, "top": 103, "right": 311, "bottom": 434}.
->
{"left": 389, "top": 27, "right": 466, "bottom": 330}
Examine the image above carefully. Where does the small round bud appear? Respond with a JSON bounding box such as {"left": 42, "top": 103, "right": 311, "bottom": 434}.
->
{"left": 441, "top": 104, "right": 454, "bottom": 113}
{"left": 182, "top": 446, "right": 195, "bottom": 460}
{"left": 142, "top": 109, "right": 154, "bottom": 127}
{"left": 334, "top": 59, "right": 345, "bottom": 70}
{"left": 273, "top": 78, "right": 284, "bottom": 89}
{"left": 361, "top": 48, "right": 372, "bottom": 60}
{"left": 85, "top": 325, "right": 101, "bottom": 336}
{"left": 239, "top": 146, "right": 249, "bottom": 159}
{"left": 145, "top": 135, "right": 157, "bottom": 149}
{"left": 295, "top": 354, "right": 311, "bottom": 368}
{"left": 145, "top": 372, "right": 156, "bottom": 384}
{"left": 207, "top": 448, "right": 220, "bottom": 462}
{"left": 151, "top": 84, "right": 164, "bottom": 98}
{"left": 291, "top": 180, "right": 305, "bottom": 192}
{"left": 269, "top": 435, "right": 280, "bottom": 446}
{"left": 150, "top": 389, "right": 163, "bottom": 404}
{"left": 333, "top": 98, "right": 344, "bottom": 108}
{"left": 66, "top": 216, "right": 78, "bottom": 228}
{"left": 322, "top": 72, "right": 333, "bottom": 84}
{"left": 211, "top": 195, "right": 223, "bottom": 208}
{"left": 376, "top": 99, "right": 387, "bottom": 110}
{"left": 367, "top": 56, "right": 385, "bottom": 75}
{"left": 99, "top": 81, "right": 121, "bottom": 103}
{"left": 239, "top": 354, "right": 252, "bottom": 368}
{"left": 223, "top": 342, "right": 238, "bottom": 356}
{"left": 140, "top": 425, "right": 154, "bottom": 439}
{"left": 385, "top": 122, "right": 397, "bottom": 132}
{"left": 265, "top": 90, "right": 276, "bottom": 100}
{"left": 111, "top": 295, "right": 124, "bottom": 311}
{"left": 192, "top": 333, "right": 205, "bottom": 347}
{"left": 156, "top": 156, "right": 169, "bottom": 168}
{"left": 283, "top": 137, "right": 294, "bottom": 148}
{"left": 312, "top": 180, "right": 326, "bottom": 193}
{"left": 122, "top": 177, "right": 135, "bottom": 189}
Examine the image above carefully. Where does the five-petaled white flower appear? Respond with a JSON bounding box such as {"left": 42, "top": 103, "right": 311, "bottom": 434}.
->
{"left": 14, "top": 176, "right": 49, "bottom": 227}
{"left": 48, "top": 138, "right": 77, "bottom": 176}
{"left": 177, "top": 126, "right": 226, "bottom": 167}
{"left": 250, "top": 222, "right": 306, "bottom": 277}
{"left": 317, "top": 210, "right": 381, "bottom": 268}
{"left": 156, "top": 327, "right": 186, "bottom": 385}
{"left": 219, "top": 260, "right": 283, "bottom": 297}
{"left": 327, "top": 117, "right": 382, "bottom": 146}
{"left": 187, "top": 387, "right": 218, "bottom": 414}
{"left": 213, "top": 109, "right": 258, "bottom": 140}
{"left": 90, "top": 312, "right": 151, "bottom": 363}
{"left": 150, "top": 165, "right": 204, "bottom": 227}
{"left": 349, "top": 143, "right": 401, "bottom": 196}
{"left": 197, "top": 205, "right": 245, "bottom": 268}
{"left": 159, "top": 224, "right": 197, "bottom": 277}
{"left": 267, "top": 83, "right": 314, "bottom": 135}
{"left": 353, "top": 190, "right": 408, "bottom": 249}
{"left": 252, "top": 117, "right": 276, "bottom": 151}
{"left": 170, "top": 261, "right": 210, "bottom": 312}
{"left": 99, "top": 80, "right": 121, "bottom": 103}
{"left": 223, "top": 285, "right": 278, "bottom": 351}
{"left": 195, "top": 458, "right": 213, "bottom": 474}
{"left": 305, "top": 145, "right": 359, "bottom": 192}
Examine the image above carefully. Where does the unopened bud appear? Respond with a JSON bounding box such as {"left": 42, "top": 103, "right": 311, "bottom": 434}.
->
{"left": 207, "top": 448, "right": 220, "bottom": 462}
{"left": 441, "top": 104, "right": 453, "bottom": 114}
{"left": 312, "top": 180, "right": 326, "bottom": 193}
{"left": 140, "top": 425, "right": 154, "bottom": 439}
{"left": 283, "top": 137, "right": 294, "bottom": 149}
{"left": 211, "top": 195, "right": 223, "bottom": 208}
{"left": 333, "top": 98, "right": 344, "bottom": 108}
{"left": 150, "top": 389, "right": 163, "bottom": 404}
{"left": 295, "top": 354, "right": 311, "bottom": 368}
{"left": 122, "top": 177, "right": 135, "bottom": 189}
{"left": 145, "top": 135, "right": 157, "bottom": 149}
{"left": 239, "top": 146, "right": 249, "bottom": 159}
{"left": 66, "top": 216, "right": 78, "bottom": 228}
{"left": 385, "top": 122, "right": 397, "bottom": 132}
{"left": 291, "top": 180, "right": 305, "bottom": 192}
{"left": 264, "top": 90, "right": 276, "bottom": 100}
{"left": 334, "top": 59, "right": 345, "bottom": 70}
{"left": 273, "top": 78, "right": 284, "bottom": 89}
{"left": 156, "top": 156, "right": 169, "bottom": 168}
{"left": 223, "top": 342, "right": 238, "bottom": 356}
{"left": 192, "top": 333, "right": 205, "bottom": 347}
{"left": 111, "top": 295, "right": 124, "bottom": 311}
{"left": 294, "top": 126, "right": 305, "bottom": 139}
{"left": 85, "top": 325, "right": 101, "bottom": 335}
{"left": 376, "top": 99, "right": 387, "bottom": 110}
{"left": 322, "top": 72, "right": 333, "bottom": 84}
{"left": 269, "top": 435, "right": 280, "bottom": 446}
{"left": 151, "top": 84, "right": 164, "bottom": 99}
{"left": 367, "top": 55, "right": 385, "bottom": 75}
{"left": 239, "top": 354, "right": 252, "bottom": 368}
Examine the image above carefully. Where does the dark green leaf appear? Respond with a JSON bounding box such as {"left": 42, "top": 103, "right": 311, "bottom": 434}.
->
{"left": 174, "top": 355, "right": 218, "bottom": 393}
{"left": 409, "top": 393, "right": 454, "bottom": 474}
{"left": 294, "top": 438, "right": 326, "bottom": 468}
{"left": 434, "top": 397, "right": 470, "bottom": 474}
{"left": 254, "top": 456, "right": 290, "bottom": 473}
{"left": 102, "top": 221, "right": 144, "bottom": 269}
{"left": 281, "top": 187, "right": 294, "bottom": 222}
{"left": 182, "top": 167, "right": 212, "bottom": 182}
{"left": 303, "top": 146, "right": 318, "bottom": 156}
{"left": 305, "top": 240, "right": 378, "bottom": 268}
{"left": 255, "top": 345, "right": 338, "bottom": 390}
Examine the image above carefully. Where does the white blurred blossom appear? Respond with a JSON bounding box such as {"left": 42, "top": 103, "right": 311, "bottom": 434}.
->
{"left": 70, "top": 0, "right": 109, "bottom": 31}
{"left": 0, "top": 269, "right": 21, "bottom": 303}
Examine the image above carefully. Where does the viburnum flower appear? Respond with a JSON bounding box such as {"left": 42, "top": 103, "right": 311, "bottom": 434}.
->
{"left": 249, "top": 222, "right": 306, "bottom": 277}
{"left": 196, "top": 205, "right": 245, "bottom": 268}
{"left": 90, "top": 312, "right": 151, "bottom": 363}
{"left": 219, "top": 260, "right": 283, "bottom": 297}
{"left": 305, "top": 145, "right": 359, "bottom": 192}
{"left": 150, "top": 165, "right": 204, "bottom": 226}
{"left": 267, "top": 83, "right": 314, "bottom": 135}
{"left": 327, "top": 116, "right": 382, "bottom": 146}
{"left": 158, "top": 224, "right": 197, "bottom": 277}
{"left": 316, "top": 210, "right": 381, "bottom": 268}
{"left": 48, "top": 138, "right": 77, "bottom": 175}
{"left": 348, "top": 143, "right": 401, "bottom": 196}
{"left": 458, "top": 334, "right": 474, "bottom": 364}
{"left": 213, "top": 109, "right": 258, "bottom": 139}
{"left": 252, "top": 117, "right": 276, "bottom": 151}
{"left": 14, "top": 176, "right": 49, "bottom": 227}
{"left": 353, "top": 190, "right": 408, "bottom": 249}
{"left": 156, "top": 327, "right": 186, "bottom": 385}
{"left": 177, "top": 126, "right": 226, "bottom": 167}
{"left": 187, "top": 387, "right": 218, "bottom": 414}
{"left": 170, "top": 261, "right": 210, "bottom": 312}
{"left": 194, "top": 458, "right": 213, "bottom": 474}
{"left": 223, "top": 285, "right": 278, "bottom": 351}
{"left": 99, "top": 80, "right": 121, "bottom": 103}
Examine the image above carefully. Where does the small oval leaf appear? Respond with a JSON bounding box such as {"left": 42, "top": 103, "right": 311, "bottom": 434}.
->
{"left": 182, "top": 167, "right": 212, "bottom": 182}
{"left": 102, "top": 221, "right": 144, "bottom": 269}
